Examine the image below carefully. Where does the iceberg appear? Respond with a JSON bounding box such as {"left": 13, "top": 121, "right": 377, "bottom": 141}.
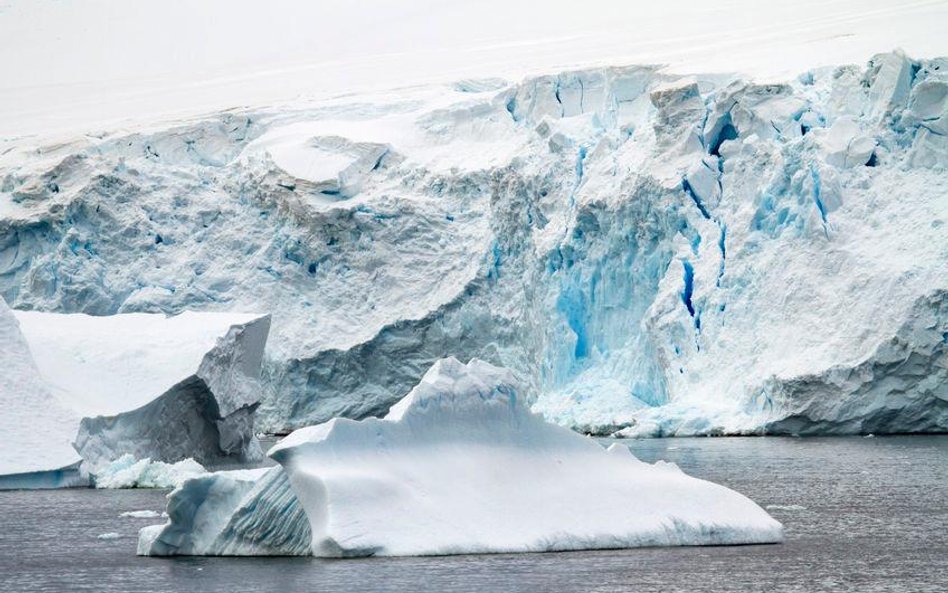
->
{"left": 140, "top": 358, "right": 782, "bottom": 557}
{"left": 12, "top": 309, "right": 271, "bottom": 474}
{"left": 0, "top": 297, "right": 84, "bottom": 489}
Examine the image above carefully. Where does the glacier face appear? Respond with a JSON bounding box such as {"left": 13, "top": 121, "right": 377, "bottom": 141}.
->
{"left": 1, "top": 51, "right": 946, "bottom": 436}
{"left": 140, "top": 357, "right": 781, "bottom": 557}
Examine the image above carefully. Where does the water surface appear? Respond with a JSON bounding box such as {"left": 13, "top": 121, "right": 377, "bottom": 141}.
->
{"left": 2, "top": 436, "right": 946, "bottom": 593}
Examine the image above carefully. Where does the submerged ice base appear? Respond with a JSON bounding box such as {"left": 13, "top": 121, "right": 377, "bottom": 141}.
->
{"left": 140, "top": 358, "right": 782, "bottom": 557}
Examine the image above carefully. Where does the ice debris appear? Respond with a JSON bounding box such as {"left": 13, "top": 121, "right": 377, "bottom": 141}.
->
{"left": 95, "top": 455, "right": 206, "bottom": 489}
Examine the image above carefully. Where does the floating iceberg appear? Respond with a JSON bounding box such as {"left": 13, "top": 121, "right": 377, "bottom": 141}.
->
{"left": 12, "top": 309, "right": 270, "bottom": 474}
{"left": 140, "top": 358, "right": 782, "bottom": 557}
{"left": 0, "top": 297, "right": 84, "bottom": 489}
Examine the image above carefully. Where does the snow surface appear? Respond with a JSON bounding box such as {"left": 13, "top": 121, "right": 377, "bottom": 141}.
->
{"left": 2, "top": 1, "right": 948, "bottom": 138}
{"left": 12, "top": 309, "right": 270, "bottom": 472}
{"left": 140, "top": 358, "right": 781, "bottom": 557}
{"left": 1, "top": 40, "right": 946, "bottom": 435}
{"left": 15, "top": 310, "right": 263, "bottom": 416}
{"left": 0, "top": 296, "right": 83, "bottom": 488}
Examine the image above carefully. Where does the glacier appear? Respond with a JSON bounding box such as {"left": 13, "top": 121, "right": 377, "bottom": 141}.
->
{"left": 139, "top": 358, "right": 782, "bottom": 557}
{"left": 1, "top": 51, "right": 946, "bottom": 437}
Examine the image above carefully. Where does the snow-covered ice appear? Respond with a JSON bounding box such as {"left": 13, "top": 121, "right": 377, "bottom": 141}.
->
{"left": 14, "top": 310, "right": 270, "bottom": 471}
{"left": 141, "top": 358, "right": 782, "bottom": 557}
{"left": 0, "top": 297, "right": 84, "bottom": 489}
{"left": 2, "top": 1, "right": 947, "bottom": 138}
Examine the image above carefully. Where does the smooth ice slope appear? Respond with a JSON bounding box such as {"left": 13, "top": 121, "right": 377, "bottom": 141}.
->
{"left": 0, "top": 297, "right": 83, "bottom": 489}
{"left": 2, "top": 52, "right": 946, "bottom": 436}
{"left": 268, "top": 358, "right": 782, "bottom": 557}
{"left": 14, "top": 310, "right": 271, "bottom": 471}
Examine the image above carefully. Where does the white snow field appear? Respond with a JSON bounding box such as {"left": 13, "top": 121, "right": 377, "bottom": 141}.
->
{"left": 1, "top": 49, "right": 946, "bottom": 437}
{"left": 0, "top": 297, "right": 83, "bottom": 489}
{"left": 139, "top": 358, "right": 782, "bottom": 557}
{"left": 12, "top": 309, "right": 271, "bottom": 473}
{"left": 1, "top": 0, "right": 947, "bottom": 138}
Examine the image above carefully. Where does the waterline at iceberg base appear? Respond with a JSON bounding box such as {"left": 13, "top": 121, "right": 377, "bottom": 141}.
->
{"left": 1, "top": 52, "right": 945, "bottom": 438}
{"left": 138, "top": 358, "right": 782, "bottom": 557}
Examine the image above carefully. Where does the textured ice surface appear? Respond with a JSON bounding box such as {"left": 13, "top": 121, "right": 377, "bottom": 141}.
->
{"left": 94, "top": 454, "right": 206, "bottom": 489}
{"left": 2, "top": 52, "right": 946, "bottom": 436}
{"left": 138, "top": 466, "right": 311, "bottom": 556}
{"left": 140, "top": 358, "right": 781, "bottom": 557}
{"left": 0, "top": 297, "right": 84, "bottom": 489}
{"left": 13, "top": 310, "right": 270, "bottom": 471}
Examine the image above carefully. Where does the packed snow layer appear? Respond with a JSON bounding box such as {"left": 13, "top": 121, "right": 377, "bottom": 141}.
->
{"left": 2, "top": 51, "right": 946, "bottom": 436}
{"left": 3, "top": 1, "right": 948, "bottom": 137}
{"left": 0, "top": 296, "right": 84, "bottom": 488}
{"left": 140, "top": 358, "right": 781, "bottom": 557}
{"left": 13, "top": 310, "right": 271, "bottom": 470}
{"left": 94, "top": 454, "right": 206, "bottom": 489}
{"left": 139, "top": 466, "right": 311, "bottom": 556}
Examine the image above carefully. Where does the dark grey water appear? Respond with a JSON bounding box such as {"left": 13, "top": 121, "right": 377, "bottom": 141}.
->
{"left": 2, "top": 436, "right": 946, "bottom": 593}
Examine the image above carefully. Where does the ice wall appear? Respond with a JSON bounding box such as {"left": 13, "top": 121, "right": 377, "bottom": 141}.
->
{"left": 1, "top": 52, "right": 945, "bottom": 436}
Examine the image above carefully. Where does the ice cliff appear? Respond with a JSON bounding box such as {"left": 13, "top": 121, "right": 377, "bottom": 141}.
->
{"left": 1, "top": 51, "right": 945, "bottom": 436}
{"left": 139, "top": 358, "right": 782, "bottom": 557}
